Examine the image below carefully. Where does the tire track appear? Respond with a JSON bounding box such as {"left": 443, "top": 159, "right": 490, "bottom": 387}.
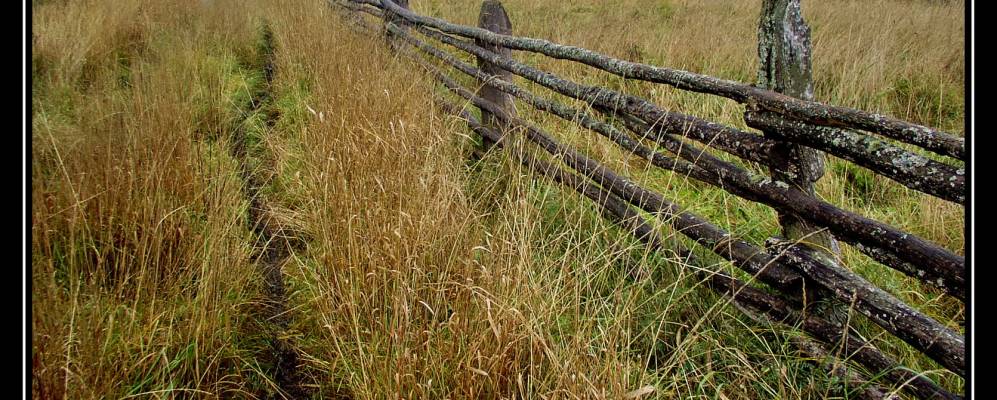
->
{"left": 230, "top": 24, "right": 312, "bottom": 400}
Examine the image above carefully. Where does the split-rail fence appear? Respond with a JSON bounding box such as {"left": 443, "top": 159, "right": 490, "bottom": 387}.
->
{"left": 331, "top": 1, "right": 968, "bottom": 398}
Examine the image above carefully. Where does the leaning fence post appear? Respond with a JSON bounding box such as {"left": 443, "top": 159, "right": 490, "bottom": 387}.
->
{"left": 476, "top": 0, "right": 516, "bottom": 150}
{"left": 384, "top": 0, "right": 409, "bottom": 51}
{"left": 756, "top": 0, "right": 845, "bottom": 323}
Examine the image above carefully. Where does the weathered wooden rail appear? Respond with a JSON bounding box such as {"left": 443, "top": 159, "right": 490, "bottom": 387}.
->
{"left": 331, "top": 1, "right": 967, "bottom": 398}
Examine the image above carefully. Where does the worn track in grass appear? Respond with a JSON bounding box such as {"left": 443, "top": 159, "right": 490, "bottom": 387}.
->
{"left": 230, "top": 24, "right": 312, "bottom": 400}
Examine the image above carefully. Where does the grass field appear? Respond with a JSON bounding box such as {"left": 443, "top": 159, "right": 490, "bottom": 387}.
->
{"left": 31, "top": 0, "right": 965, "bottom": 398}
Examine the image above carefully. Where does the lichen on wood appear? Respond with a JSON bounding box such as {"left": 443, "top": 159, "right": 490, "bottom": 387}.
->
{"left": 766, "top": 238, "right": 965, "bottom": 377}
{"left": 745, "top": 109, "right": 964, "bottom": 203}
{"left": 386, "top": 22, "right": 964, "bottom": 294}
{"left": 710, "top": 272, "right": 963, "bottom": 400}
{"left": 364, "top": 0, "right": 964, "bottom": 160}
{"left": 475, "top": 0, "right": 515, "bottom": 149}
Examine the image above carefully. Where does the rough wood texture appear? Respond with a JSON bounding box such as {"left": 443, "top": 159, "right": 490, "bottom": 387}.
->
{"left": 389, "top": 23, "right": 964, "bottom": 297}
{"left": 757, "top": 0, "right": 845, "bottom": 325}
{"left": 366, "top": 0, "right": 965, "bottom": 160}
{"left": 395, "top": 29, "right": 718, "bottom": 185}
{"left": 766, "top": 238, "right": 965, "bottom": 377}
{"left": 411, "top": 24, "right": 781, "bottom": 166}
{"left": 331, "top": 0, "right": 383, "bottom": 21}
{"left": 475, "top": 1, "right": 515, "bottom": 149}
{"left": 434, "top": 98, "right": 678, "bottom": 258}
{"left": 758, "top": 0, "right": 823, "bottom": 211}
{"left": 409, "top": 52, "right": 810, "bottom": 296}
{"left": 600, "top": 106, "right": 964, "bottom": 292}
{"left": 443, "top": 104, "right": 894, "bottom": 400}
{"left": 709, "top": 273, "right": 962, "bottom": 400}
{"left": 745, "top": 110, "right": 965, "bottom": 204}
{"left": 724, "top": 283, "right": 902, "bottom": 400}
{"left": 397, "top": 23, "right": 967, "bottom": 286}
{"left": 853, "top": 242, "right": 963, "bottom": 301}
{"left": 382, "top": 0, "right": 409, "bottom": 50}
{"left": 343, "top": 1, "right": 967, "bottom": 387}
{"left": 437, "top": 98, "right": 902, "bottom": 400}
{"left": 523, "top": 150, "right": 680, "bottom": 257}
{"left": 417, "top": 51, "right": 966, "bottom": 384}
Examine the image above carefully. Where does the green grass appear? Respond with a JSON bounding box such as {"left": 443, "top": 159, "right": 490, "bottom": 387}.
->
{"left": 405, "top": 0, "right": 965, "bottom": 396}
{"left": 32, "top": 0, "right": 965, "bottom": 398}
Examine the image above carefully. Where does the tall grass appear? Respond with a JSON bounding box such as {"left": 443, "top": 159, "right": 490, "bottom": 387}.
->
{"left": 32, "top": 0, "right": 965, "bottom": 398}
{"left": 31, "top": 0, "right": 272, "bottom": 397}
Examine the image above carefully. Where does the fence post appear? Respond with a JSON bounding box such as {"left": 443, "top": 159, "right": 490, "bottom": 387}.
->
{"left": 476, "top": 0, "right": 516, "bottom": 150}
{"left": 756, "top": 0, "right": 845, "bottom": 323}
{"left": 384, "top": 0, "right": 409, "bottom": 50}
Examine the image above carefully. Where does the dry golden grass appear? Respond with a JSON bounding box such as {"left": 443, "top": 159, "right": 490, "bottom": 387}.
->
{"left": 416, "top": 0, "right": 964, "bottom": 130}
{"left": 263, "top": 4, "right": 654, "bottom": 397}
{"left": 414, "top": 0, "right": 967, "bottom": 323}
{"left": 32, "top": 0, "right": 271, "bottom": 397}
{"left": 32, "top": 0, "right": 965, "bottom": 398}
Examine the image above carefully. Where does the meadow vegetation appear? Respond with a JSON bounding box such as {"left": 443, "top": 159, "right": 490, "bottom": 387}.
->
{"left": 31, "top": 0, "right": 964, "bottom": 398}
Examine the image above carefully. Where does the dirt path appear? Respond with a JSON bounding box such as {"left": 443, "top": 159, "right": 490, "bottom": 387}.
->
{"left": 230, "top": 24, "right": 312, "bottom": 400}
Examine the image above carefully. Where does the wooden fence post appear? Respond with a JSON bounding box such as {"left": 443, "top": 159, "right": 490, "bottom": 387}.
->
{"left": 757, "top": 0, "right": 845, "bottom": 323}
{"left": 476, "top": 0, "right": 516, "bottom": 150}
{"left": 384, "top": 0, "right": 410, "bottom": 50}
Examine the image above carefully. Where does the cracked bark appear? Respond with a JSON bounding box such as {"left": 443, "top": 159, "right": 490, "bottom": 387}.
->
{"left": 364, "top": 0, "right": 964, "bottom": 160}
{"left": 475, "top": 0, "right": 515, "bottom": 150}
{"left": 757, "top": 0, "right": 847, "bottom": 326}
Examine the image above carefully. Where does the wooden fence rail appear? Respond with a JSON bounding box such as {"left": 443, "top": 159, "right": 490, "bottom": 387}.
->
{"left": 331, "top": 1, "right": 967, "bottom": 398}
{"left": 399, "top": 11, "right": 967, "bottom": 205}
{"left": 445, "top": 92, "right": 958, "bottom": 400}
{"left": 404, "top": 23, "right": 965, "bottom": 277}
{"left": 400, "top": 23, "right": 965, "bottom": 378}
{"left": 369, "top": 0, "right": 966, "bottom": 161}
{"left": 386, "top": 19, "right": 967, "bottom": 301}
{"left": 390, "top": 24, "right": 967, "bottom": 304}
